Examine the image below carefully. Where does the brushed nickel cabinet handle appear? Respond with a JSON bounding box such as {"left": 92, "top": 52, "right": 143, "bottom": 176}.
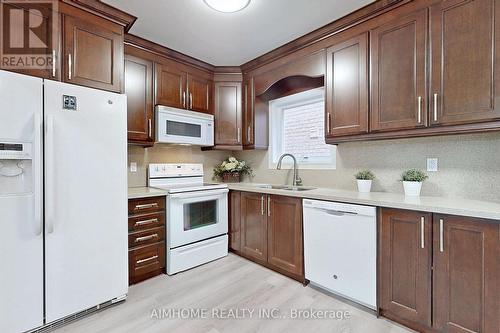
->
{"left": 434, "top": 93, "right": 439, "bottom": 122}
{"left": 420, "top": 217, "right": 425, "bottom": 249}
{"left": 247, "top": 126, "right": 251, "bottom": 143}
{"left": 267, "top": 196, "right": 271, "bottom": 217}
{"left": 148, "top": 118, "right": 152, "bottom": 138}
{"left": 183, "top": 92, "right": 186, "bottom": 108}
{"left": 418, "top": 96, "right": 422, "bottom": 124}
{"left": 134, "top": 203, "right": 158, "bottom": 210}
{"left": 439, "top": 218, "right": 444, "bottom": 252}
{"left": 190, "top": 93, "right": 193, "bottom": 109}
{"left": 327, "top": 113, "right": 331, "bottom": 134}
{"left": 136, "top": 255, "right": 159, "bottom": 265}
{"left": 68, "top": 54, "right": 72, "bottom": 80}
{"left": 261, "top": 195, "right": 264, "bottom": 216}
{"left": 135, "top": 234, "right": 158, "bottom": 243}
{"left": 134, "top": 218, "right": 158, "bottom": 227}
{"left": 237, "top": 127, "right": 241, "bottom": 143}
{"left": 52, "top": 50, "right": 56, "bottom": 77}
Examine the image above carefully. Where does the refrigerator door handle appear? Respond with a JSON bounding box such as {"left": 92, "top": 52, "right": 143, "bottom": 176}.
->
{"left": 34, "top": 112, "right": 43, "bottom": 236}
{"left": 46, "top": 115, "right": 56, "bottom": 234}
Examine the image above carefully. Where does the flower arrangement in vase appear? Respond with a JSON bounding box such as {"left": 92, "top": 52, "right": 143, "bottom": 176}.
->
{"left": 213, "top": 156, "right": 253, "bottom": 183}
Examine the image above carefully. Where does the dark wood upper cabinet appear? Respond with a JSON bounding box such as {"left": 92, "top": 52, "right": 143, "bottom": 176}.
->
{"left": 240, "top": 192, "right": 268, "bottom": 264}
{"left": 63, "top": 14, "right": 123, "bottom": 93}
{"left": 242, "top": 76, "right": 255, "bottom": 147}
{"left": 229, "top": 191, "right": 241, "bottom": 252}
{"left": 214, "top": 81, "right": 242, "bottom": 146}
{"left": 326, "top": 32, "right": 369, "bottom": 137}
{"left": 188, "top": 74, "right": 211, "bottom": 114}
{"left": 267, "top": 195, "right": 303, "bottom": 279}
{"left": 370, "top": 8, "right": 428, "bottom": 132}
{"left": 433, "top": 214, "right": 500, "bottom": 333}
{"left": 124, "top": 51, "right": 154, "bottom": 145}
{"left": 379, "top": 208, "right": 432, "bottom": 330}
{"left": 155, "top": 60, "right": 187, "bottom": 109}
{"left": 430, "top": 0, "right": 500, "bottom": 126}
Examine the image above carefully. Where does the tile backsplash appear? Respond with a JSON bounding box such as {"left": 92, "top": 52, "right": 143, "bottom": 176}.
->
{"left": 128, "top": 132, "right": 500, "bottom": 203}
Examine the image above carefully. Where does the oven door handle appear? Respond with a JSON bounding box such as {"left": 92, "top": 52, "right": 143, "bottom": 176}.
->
{"left": 168, "top": 188, "right": 229, "bottom": 199}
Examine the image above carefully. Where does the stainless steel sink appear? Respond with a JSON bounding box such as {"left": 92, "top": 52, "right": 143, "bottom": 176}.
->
{"left": 281, "top": 186, "right": 317, "bottom": 191}
{"left": 255, "top": 184, "right": 316, "bottom": 191}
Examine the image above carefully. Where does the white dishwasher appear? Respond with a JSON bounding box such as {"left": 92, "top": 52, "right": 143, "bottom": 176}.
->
{"left": 303, "top": 199, "right": 377, "bottom": 309}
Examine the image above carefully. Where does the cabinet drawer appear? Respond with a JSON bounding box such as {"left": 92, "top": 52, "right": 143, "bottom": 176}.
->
{"left": 129, "top": 242, "right": 165, "bottom": 282}
{"left": 128, "top": 197, "right": 165, "bottom": 215}
{"left": 129, "top": 227, "right": 165, "bottom": 249}
{"left": 128, "top": 212, "right": 165, "bottom": 232}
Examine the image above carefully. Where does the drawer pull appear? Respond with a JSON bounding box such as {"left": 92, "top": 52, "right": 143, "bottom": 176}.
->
{"left": 134, "top": 218, "right": 158, "bottom": 227}
{"left": 135, "top": 234, "right": 158, "bottom": 243}
{"left": 134, "top": 203, "right": 158, "bottom": 210}
{"left": 136, "top": 255, "right": 159, "bottom": 265}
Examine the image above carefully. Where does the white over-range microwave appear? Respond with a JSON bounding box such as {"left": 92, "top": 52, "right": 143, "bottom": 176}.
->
{"left": 156, "top": 106, "right": 214, "bottom": 146}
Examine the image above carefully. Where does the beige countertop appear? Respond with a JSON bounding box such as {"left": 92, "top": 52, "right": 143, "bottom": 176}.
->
{"left": 228, "top": 183, "right": 500, "bottom": 221}
{"left": 128, "top": 187, "right": 168, "bottom": 199}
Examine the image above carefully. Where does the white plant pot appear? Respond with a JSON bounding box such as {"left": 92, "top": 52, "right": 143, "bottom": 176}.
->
{"left": 403, "top": 181, "right": 423, "bottom": 196}
{"left": 357, "top": 179, "right": 372, "bottom": 193}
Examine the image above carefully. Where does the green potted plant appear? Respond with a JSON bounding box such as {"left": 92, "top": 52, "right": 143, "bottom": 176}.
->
{"left": 401, "top": 169, "right": 428, "bottom": 196}
{"left": 355, "top": 170, "right": 375, "bottom": 193}
{"left": 213, "top": 156, "right": 253, "bottom": 183}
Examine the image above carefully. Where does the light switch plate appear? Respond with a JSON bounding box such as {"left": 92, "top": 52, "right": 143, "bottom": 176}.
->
{"left": 427, "top": 158, "right": 438, "bottom": 172}
{"left": 130, "top": 162, "right": 138, "bottom": 173}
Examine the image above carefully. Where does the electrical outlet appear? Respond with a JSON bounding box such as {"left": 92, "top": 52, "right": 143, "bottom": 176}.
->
{"left": 427, "top": 158, "right": 438, "bottom": 172}
{"left": 130, "top": 162, "right": 138, "bottom": 173}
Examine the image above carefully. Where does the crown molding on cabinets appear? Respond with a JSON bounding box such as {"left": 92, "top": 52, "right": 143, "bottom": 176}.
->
{"left": 125, "top": 34, "right": 216, "bottom": 74}
{"left": 61, "top": 0, "right": 137, "bottom": 31}
{"left": 240, "top": 0, "right": 411, "bottom": 72}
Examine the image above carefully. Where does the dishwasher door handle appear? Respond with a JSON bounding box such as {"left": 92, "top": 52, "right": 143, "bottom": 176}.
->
{"left": 309, "top": 207, "right": 359, "bottom": 216}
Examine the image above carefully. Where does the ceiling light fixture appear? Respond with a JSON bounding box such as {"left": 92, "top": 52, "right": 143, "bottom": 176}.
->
{"left": 203, "top": 0, "right": 251, "bottom": 13}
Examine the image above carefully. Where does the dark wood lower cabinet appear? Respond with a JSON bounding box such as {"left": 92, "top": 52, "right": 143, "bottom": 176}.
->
{"left": 229, "top": 191, "right": 241, "bottom": 252}
{"left": 128, "top": 196, "right": 166, "bottom": 285}
{"left": 240, "top": 192, "right": 268, "bottom": 264}
{"left": 232, "top": 191, "right": 304, "bottom": 282}
{"left": 267, "top": 195, "right": 303, "bottom": 280}
{"left": 433, "top": 214, "right": 500, "bottom": 333}
{"left": 379, "top": 208, "right": 500, "bottom": 333}
{"left": 379, "top": 208, "right": 433, "bottom": 330}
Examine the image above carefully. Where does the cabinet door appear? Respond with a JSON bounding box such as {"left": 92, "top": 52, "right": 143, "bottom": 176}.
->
{"left": 229, "top": 191, "right": 241, "bottom": 252}
{"left": 326, "top": 32, "right": 368, "bottom": 137}
{"left": 240, "top": 192, "right": 267, "bottom": 263}
{"left": 155, "top": 61, "right": 187, "bottom": 109}
{"left": 379, "top": 208, "right": 432, "bottom": 329}
{"left": 433, "top": 215, "right": 500, "bottom": 333}
{"left": 267, "top": 195, "right": 303, "bottom": 278}
{"left": 188, "top": 74, "right": 212, "bottom": 114}
{"left": 124, "top": 54, "right": 153, "bottom": 145}
{"left": 430, "top": 0, "right": 500, "bottom": 126}
{"left": 370, "top": 9, "right": 427, "bottom": 131}
{"left": 0, "top": 2, "right": 60, "bottom": 80}
{"left": 243, "top": 76, "right": 255, "bottom": 146}
{"left": 214, "top": 81, "right": 242, "bottom": 146}
{"left": 63, "top": 14, "right": 123, "bottom": 92}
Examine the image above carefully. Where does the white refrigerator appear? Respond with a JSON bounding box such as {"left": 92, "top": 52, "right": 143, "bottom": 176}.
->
{"left": 0, "top": 70, "right": 128, "bottom": 333}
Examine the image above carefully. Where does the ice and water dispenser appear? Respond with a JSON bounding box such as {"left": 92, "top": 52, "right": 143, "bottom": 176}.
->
{"left": 0, "top": 141, "right": 33, "bottom": 196}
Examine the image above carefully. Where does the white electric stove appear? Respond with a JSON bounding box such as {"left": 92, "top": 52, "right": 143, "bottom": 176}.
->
{"left": 148, "top": 164, "right": 228, "bottom": 275}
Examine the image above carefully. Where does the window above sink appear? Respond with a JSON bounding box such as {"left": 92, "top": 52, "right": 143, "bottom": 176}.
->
{"left": 268, "top": 87, "right": 337, "bottom": 170}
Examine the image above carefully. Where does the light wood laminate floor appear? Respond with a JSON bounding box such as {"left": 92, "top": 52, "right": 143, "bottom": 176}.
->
{"left": 55, "top": 254, "right": 414, "bottom": 333}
